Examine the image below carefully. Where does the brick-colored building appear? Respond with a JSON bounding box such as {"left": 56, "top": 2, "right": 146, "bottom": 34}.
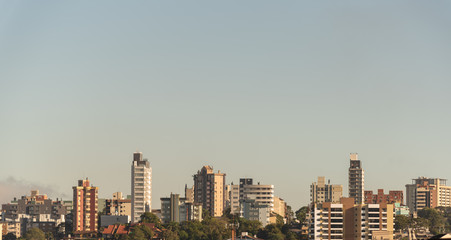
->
{"left": 73, "top": 178, "right": 98, "bottom": 235}
{"left": 364, "top": 189, "right": 403, "bottom": 204}
{"left": 406, "top": 177, "right": 451, "bottom": 213}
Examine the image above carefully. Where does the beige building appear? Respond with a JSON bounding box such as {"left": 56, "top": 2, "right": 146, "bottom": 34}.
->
{"left": 406, "top": 177, "right": 451, "bottom": 213}
{"left": 310, "top": 176, "right": 343, "bottom": 204}
{"left": 3, "top": 222, "right": 21, "bottom": 238}
{"left": 105, "top": 192, "right": 131, "bottom": 216}
{"left": 308, "top": 198, "right": 394, "bottom": 240}
{"left": 193, "top": 166, "right": 226, "bottom": 217}
{"left": 371, "top": 230, "right": 394, "bottom": 240}
{"left": 273, "top": 197, "right": 286, "bottom": 218}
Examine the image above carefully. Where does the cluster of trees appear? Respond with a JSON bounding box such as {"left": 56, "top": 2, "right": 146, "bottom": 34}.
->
{"left": 121, "top": 207, "right": 308, "bottom": 240}
{"left": 394, "top": 207, "right": 451, "bottom": 235}
{"left": 3, "top": 228, "right": 49, "bottom": 240}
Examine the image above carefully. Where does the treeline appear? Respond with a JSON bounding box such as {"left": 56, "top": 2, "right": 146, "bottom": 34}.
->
{"left": 132, "top": 209, "right": 307, "bottom": 240}
{"left": 395, "top": 207, "right": 451, "bottom": 235}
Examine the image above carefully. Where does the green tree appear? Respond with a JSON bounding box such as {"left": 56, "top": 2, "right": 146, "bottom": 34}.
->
{"left": 44, "top": 232, "right": 54, "bottom": 240}
{"left": 130, "top": 227, "right": 146, "bottom": 240}
{"left": 4, "top": 233, "right": 17, "bottom": 240}
{"left": 286, "top": 205, "right": 295, "bottom": 223}
{"left": 202, "top": 209, "right": 211, "bottom": 221}
{"left": 418, "top": 208, "right": 446, "bottom": 234}
{"left": 202, "top": 217, "right": 230, "bottom": 240}
{"left": 257, "top": 224, "right": 284, "bottom": 240}
{"left": 140, "top": 225, "right": 154, "bottom": 239}
{"left": 117, "top": 234, "right": 130, "bottom": 240}
{"left": 24, "top": 228, "right": 45, "bottom": 240}
{"left": 238, "top": 218, "right": 262, "bottom": 236}
{"left": 394, "top": 215, "right": 410, "bottom": 231}
{"left": 180, "top": 221, "right": 205, "bottom": 240}
{"left": 295, "top": 206, "right": 309, "bottom": 223}
{"left": 275, "top": 214, "right": 284, "bottom": 228}
{"left": 163, "top": 229, "right": 180, "bottom": 240}
{"left": 140, "top": 212, "right": 162, "bottom": 228}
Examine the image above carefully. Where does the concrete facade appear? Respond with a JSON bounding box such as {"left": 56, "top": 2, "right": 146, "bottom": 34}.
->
{"left": 131, "top": 152, "right": 152, "bottom": 223}
{"left": 273, "top": 197, "right": 287, "bottom": 219}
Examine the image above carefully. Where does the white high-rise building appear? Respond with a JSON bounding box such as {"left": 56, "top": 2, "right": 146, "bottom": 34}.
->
{"left": 131, "top": 152, "right": 152, "bottom": 223}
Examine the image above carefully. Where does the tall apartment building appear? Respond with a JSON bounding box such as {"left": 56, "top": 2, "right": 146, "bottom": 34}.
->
{"left": 228, "top": 178, "right": 274, "bottom": 215}
{"left": 160, "top": 193, "right": 202, "bottom": 224}
{"left": 131, "top": 152, "right": 152, "bottom": 223}
{"left": 349, "top": 153, "right": 365, "bottom": 204}
{"left": 364, "top": 189, "right": 403, "bottom": 204}
{"left": 193, "top": 166, "right": 226, "bottom": 217}
{"left": 310, "top": 176, "right": 343, "bottom": 204}
{"left": 73, "top": 179, "right": 98, "bottom": 234}
{"left": 405, "top": 177, "right": 451, "bottom": 213}
{"left": 308, "top": 198, "right": 394, "bottom": 240}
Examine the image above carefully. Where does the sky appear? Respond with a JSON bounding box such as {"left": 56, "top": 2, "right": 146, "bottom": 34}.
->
{"left": 1, "top": 1, "right": 451, "bottom": 210}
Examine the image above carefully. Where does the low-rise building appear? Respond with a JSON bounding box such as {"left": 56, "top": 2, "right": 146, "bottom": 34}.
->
{"left": 310, "top": 176, "right": 343, "bottom": 204}
{"left": 240, "top": 197, "right": 271, "bottom": 227}
{"left": 394, "top": 203, "right": 409, "bottom": 216}
{"left": 308, "top": 198, "right": 394, "bottom": 240}
{"left": 0, "top": 221, "right": 21, "bottom": 239}
{"left": 364, "top": 189, "right": 403, "bottom": 204}
{"left": 1, "top": 190, "right": 67, "bottom": 236}
{"left": 100, "top": 215, "right": 130, "bottom": 227}
{"left": 105, "top": 192, "right": 131, "bottom": 216}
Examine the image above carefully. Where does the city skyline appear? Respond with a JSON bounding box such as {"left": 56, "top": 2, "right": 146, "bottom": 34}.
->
{"left": 2, "top": 1, "right": 451, "bottom": 211}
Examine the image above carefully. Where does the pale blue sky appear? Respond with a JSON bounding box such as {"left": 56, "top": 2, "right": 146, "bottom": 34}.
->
{"left": 1, "top": 1, "right": 451, "bottom": 210}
